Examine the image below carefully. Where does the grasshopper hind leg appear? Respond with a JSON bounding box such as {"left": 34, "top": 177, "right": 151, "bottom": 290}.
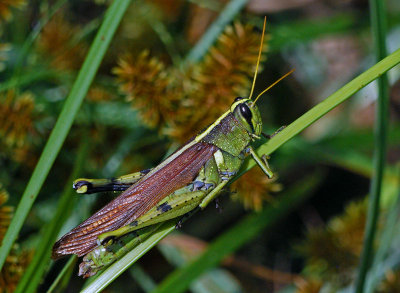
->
{"left": 96, "top": 159, "right": 222, "bottom": 243}
{"left": 97, "top": 188, "right": 208, "bottom": 243}
{"left": 73, "top": 169, "right": 152, "bottom": 194}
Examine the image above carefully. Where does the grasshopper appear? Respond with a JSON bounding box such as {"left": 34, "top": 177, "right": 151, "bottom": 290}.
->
{"left": 52, "top": 18, "right": 291, "bottom": 277}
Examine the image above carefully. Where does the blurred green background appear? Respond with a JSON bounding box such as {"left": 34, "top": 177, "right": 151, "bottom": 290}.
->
{"left": 0, "top": 0, "right": 400, "bottom": 292}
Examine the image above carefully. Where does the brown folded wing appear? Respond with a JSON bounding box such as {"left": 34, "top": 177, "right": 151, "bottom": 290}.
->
{"left": 52, "top": 142, "right": 217, "bottom": 259}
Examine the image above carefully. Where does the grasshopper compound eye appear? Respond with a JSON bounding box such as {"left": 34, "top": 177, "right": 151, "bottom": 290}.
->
{"left": 234, "top": 96, "right": 245, "bottom": 102}
{"left": 239, "top": 104, "right": 252, "bottom": 122}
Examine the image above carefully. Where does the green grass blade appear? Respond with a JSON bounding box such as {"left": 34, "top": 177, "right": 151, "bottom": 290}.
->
{"left": 152, "top": 174, "right": 322, "bottom": 293}
{"left": 355, "top": 0, "right": 389, "bottom": 291}
{"left": 15, "top": 138, "right": 89, "bottom": 293}
{"left": 185, "top": 0, "right": 248, "bottom": 63}
{"left": 0, "top": 0, "right": 132, "bottom": 270}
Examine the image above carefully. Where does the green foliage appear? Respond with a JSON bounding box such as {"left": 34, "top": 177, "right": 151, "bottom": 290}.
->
{"left": 0, "top": 0, "right": 399, "bottom": 292}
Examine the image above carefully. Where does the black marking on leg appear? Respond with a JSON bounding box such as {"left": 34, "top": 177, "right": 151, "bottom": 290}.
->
{"left": 157, "top": 202, "right": 172, "bottom": 213}
{"left": 130, "top": 220, "right": 138, "bottom": 227}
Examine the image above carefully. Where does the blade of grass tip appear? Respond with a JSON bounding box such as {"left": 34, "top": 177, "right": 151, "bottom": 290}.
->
{"left": 237, "top": 47, "right": 400, "bottom": 177}
{"left": 355, "top": 0, "right": 389, "bottom": 291}
{"left": 152, "top": 174, "right": 322, "bottom": 293}
{"left": 185, "top": 0, "right": 248, "bottom": 63}
{"left": 15, "top": 137, "right": 90, "bottom": 293}
{"left": 0, "top": 0, "right": 132, "bottom": 270}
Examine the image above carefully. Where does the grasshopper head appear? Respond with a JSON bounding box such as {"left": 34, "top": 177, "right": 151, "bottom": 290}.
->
{"left": 231, "top": 97, "right": 262, "bottom": 137}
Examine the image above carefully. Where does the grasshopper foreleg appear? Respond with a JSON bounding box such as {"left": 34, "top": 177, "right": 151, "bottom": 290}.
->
{"left": 248, "top": 146, "right": 273, "bottom": 178}
{"left": 262, "top": 125, "right": 286, "bottom": 139}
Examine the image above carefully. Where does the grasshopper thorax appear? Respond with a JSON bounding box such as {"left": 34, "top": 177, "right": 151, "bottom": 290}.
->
{"left": 231, "top": 97, "right": 262, "bottom": 138}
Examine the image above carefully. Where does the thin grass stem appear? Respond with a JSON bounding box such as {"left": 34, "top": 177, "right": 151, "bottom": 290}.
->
{"left": 355, "top": 0, "right": 389, "bottom": 291}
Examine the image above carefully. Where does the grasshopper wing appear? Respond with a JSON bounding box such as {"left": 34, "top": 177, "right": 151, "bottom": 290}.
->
{"left": 52, "top": 142, "right": 217, "bottom": 259}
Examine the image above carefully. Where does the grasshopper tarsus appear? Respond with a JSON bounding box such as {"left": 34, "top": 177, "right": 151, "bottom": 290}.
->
{"left": 215, "top": 198, "right": 223, "bottom": 213}
{"left": 262, "top": 125, "right": 287, "bottom": 140}
{"left": 261, "top": 132, "right": 271, "bottom": 139}
{"left": 175, "top": 220, "right": 183, "bottom": 229}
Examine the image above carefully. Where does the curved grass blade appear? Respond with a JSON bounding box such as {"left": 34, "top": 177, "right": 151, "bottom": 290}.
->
{"left": 0, "top": 0, "right": 133, "bottom": 270}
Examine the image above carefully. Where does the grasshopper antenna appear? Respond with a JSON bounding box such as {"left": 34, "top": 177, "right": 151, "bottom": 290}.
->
{"left": 252, "top": 69, "right": 295, "bottom": 106}
{"left": 248, "top": 16, "right": 267, "bottom": 100}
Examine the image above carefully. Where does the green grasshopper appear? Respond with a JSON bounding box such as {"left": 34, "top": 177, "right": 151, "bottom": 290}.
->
{"left": 52, "top": 19, "right": 291, "bottom": 277}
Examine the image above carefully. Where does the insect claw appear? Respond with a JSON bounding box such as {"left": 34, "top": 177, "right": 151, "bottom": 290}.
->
{"left": 215, "top": 198, "right": 223, "bottom": 213}
{"left": 175, "top": 221, "right": 183, "bottom": 229}
{"left": 262, "top": 132, "right": 271, "bottom": 139}
{"left": 262, "top": 126, "right": 287, "bottom": 140}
